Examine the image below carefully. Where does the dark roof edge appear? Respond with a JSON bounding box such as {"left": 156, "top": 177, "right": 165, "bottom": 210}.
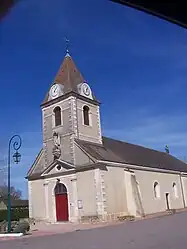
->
{"left": 97, "top": 160, "right": 187, "bottom": 175}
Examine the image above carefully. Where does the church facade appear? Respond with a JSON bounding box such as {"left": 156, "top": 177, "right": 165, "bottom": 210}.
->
{"left": 27, "top": 51, "right": 187, "bottom": 223}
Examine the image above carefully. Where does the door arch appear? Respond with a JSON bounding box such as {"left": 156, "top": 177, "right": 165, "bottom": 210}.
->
{"left": 54, "top": 182, "right": 69, "bottom": 221}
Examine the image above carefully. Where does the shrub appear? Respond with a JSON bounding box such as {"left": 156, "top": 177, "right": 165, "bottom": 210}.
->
{"left": 117, "top": 215, "right": 135, "bottom": 221}
{"left": 0, "top": 208, "right": 29, "bottom": 222}
{"left": 12, "top": 220, "right": 30, "bottom": 234}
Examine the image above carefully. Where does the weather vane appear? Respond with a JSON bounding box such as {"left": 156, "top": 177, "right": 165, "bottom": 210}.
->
{"left": 64, "top": 37, "right": 70, "bottom": 54}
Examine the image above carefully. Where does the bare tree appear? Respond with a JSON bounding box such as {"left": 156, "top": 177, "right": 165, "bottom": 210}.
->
{"left": 0, "top": 185, "right": 22, "bottom": 200}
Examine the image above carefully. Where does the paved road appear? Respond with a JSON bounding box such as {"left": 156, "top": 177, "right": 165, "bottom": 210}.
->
{"left": 1, "top": 212, "right": 187, "bottom": 249}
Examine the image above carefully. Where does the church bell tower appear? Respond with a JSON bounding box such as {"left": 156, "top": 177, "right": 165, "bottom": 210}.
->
{"left": 41, "top": 50, "right": 102, "bottom": 168}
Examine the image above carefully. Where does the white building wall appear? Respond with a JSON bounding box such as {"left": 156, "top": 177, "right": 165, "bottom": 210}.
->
{"left": 181, "top": 176, "right": 187, "bottom": 207}
{"left": 76, "top": 169, "right": 97, "bottom": 217}
{"left": 29, "top": 173, "right": 79, "bottom": 223}
{"left": 124, "top": 171, "right": 137, "bottom": 216}
{"left": 28, "top": 179, "right": 46, "bottom": 220}
{"left": 102, "top": 166, "right": 128, "bottom": 217}
{"left": 134, "top": 169, "right": 184, "bottom": 214}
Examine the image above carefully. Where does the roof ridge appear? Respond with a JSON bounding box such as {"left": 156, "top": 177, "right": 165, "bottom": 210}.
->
{"left": 102, "top": 136, "right": 172, "bottom": 157}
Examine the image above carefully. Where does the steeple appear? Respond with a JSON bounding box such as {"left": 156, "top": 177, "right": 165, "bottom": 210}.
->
{"left": 41, "top": 48, "right": 102, "bottom": 167}
{"left": 54, "top": 54, "right": 84, "bottom": 92}
{"left": 42, "top": 50, "right": 97, "bottom": 105}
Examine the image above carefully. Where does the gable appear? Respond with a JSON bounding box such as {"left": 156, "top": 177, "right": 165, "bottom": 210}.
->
{"left": 41, "top": 159, "right": 75, "bottom": 177}
{"left": 26, "top": 149, "right": 45, "bottom": 179}
{"left": 46, "top": 163, "right": 68, "bottom": 175}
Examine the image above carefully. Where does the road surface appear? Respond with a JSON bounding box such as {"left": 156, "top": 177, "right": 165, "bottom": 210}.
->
{"left": 1, "top": 212, "right": 187, "bottom": 249}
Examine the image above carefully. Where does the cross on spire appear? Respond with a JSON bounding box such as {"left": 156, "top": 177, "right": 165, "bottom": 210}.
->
{"left": 64, "top": 37, "right": 70, "bottom": 56}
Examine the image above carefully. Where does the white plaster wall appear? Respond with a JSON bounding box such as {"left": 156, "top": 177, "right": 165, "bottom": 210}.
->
{"left": 181, "top": 176, "right": 187, "bottom": 207}
{"left": 124, "top": 171, "right": 137, "bottom": 216}
{"left": 102, "top": 167, "right": 128, "bottom": 216}
{"left": 76, "top": 169, "right": 97, "bottom": 216}
{"left": 134, "top": 170, "right": 184, "bottom": 214}
{"left": 28, "top": 181, "right": 32, "bottom": 218}
{"left": 28, "top": 179, "right": 46, "bottom": 220}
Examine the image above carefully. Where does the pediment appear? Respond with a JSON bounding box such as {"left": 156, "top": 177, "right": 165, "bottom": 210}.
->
{"left": 41, "top": 159, "right": 75, "bottom": 176}
{"left": 27, "top": 149, "right": 44, "bottom": 179}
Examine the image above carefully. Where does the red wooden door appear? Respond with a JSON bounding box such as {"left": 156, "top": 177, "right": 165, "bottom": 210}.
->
{"left": 55, "top": 193, "right": 69, "bottom": 221}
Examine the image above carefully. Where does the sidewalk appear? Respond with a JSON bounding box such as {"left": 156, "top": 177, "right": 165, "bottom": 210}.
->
{"left": 0, "top": 220, "right": 119, "bottom": 241}
{"left": 29, "top": 220, "right": 118, "bottom": 237}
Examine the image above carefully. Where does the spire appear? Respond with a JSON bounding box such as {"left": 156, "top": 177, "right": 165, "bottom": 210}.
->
{"left": 42, "top": 44, "right": 98, "bottom": 105}
{"left": 42, "top": 52, "right": 86, "bottom": 104}
{"left": 53, "top": 53, "right": 84, "bottom": 93}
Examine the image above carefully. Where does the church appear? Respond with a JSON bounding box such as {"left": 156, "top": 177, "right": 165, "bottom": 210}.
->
{"left": 27, "top": 50, "right": 187, "bottom": 223}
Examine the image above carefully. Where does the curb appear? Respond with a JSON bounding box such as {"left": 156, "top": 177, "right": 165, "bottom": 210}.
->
{"left": 0, "top": 233, "right": 23, "bottom": 238}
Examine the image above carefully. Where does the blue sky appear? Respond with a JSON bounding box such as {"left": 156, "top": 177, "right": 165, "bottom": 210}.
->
{"left": 1, "top": 0, "right": 187, "bottom": 198}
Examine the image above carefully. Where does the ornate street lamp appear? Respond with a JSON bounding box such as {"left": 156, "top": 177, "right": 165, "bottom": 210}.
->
{"left": 13, "top": 151, "right": 21, "bottom": 164}
{"left": 7, "top": 135, "right": 22, "bottom": 233}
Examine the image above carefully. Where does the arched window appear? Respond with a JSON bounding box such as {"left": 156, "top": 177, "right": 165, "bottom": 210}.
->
{"left": 173, "top": 182, "right": 178, "bottom": 198}
{"left": 153, "top": 182, "right": 160, "bottom": 198}
{"left": 54, "top": 106, "right": 61, "bottom": 126}
{"left": 83, "top": 105, "right": 90, "bottom": 126}
{"left": 54, "top": 182, "right": 67, "bottom": 195}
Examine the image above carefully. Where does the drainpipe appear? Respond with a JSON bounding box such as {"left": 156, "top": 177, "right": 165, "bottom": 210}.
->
{"left": 179, "top": 174, "right": 186, "bottom": 208}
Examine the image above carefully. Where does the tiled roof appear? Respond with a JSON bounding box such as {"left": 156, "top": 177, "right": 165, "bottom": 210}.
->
{"left": 43, "top": 53, "right": 97, "bottom": 104}
{"left": 27, "top": 136, "right": 187, "bottom": 180}
{"left": 0, "top": 198, "right": 28, "bottom": 207}
{"left": 75, "top": 136, "right": 187, "bottom": 173}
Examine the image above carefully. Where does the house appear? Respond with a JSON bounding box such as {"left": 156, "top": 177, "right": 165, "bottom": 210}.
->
{"left": 26, "top": 50, "right": 187, "bottom": 223}
{"left": 0, "top": 198, "right": 28, "bottom": 210}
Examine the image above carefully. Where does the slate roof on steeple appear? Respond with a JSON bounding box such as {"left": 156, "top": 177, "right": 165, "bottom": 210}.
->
{"left": 42, "top": 52, "right": 97, "bottom": 104}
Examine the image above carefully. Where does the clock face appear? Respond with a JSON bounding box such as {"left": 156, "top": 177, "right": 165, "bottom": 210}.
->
{"left": 82, "top": 83, "right": 91, "bottom": 96}
{"left": 50, "top": 84, "right": 60, "bottom": 99}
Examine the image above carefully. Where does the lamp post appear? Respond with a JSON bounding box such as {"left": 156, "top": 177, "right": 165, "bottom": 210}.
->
{"left": 7, "top": 135, "right": 22, "bottom": 233}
